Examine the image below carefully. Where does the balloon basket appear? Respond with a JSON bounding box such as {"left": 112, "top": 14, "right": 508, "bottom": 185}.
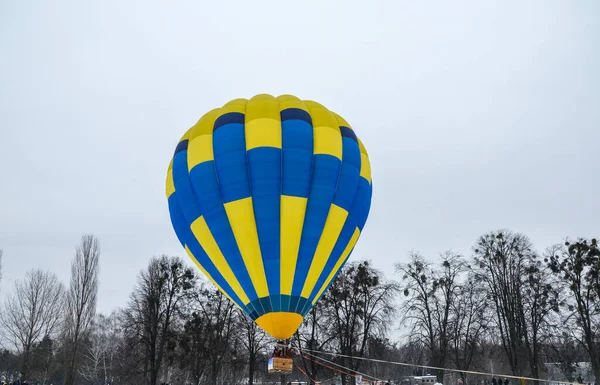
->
{"left": 268, "top": 356, "right": 293, "bottom": 374}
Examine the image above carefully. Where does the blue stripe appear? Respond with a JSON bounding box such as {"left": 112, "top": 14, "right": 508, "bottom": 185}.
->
{"left": 168, "top": 193, "right": 252, "bottom": 316}
{"left": 213, "top": 122, "right": 252, "bottom": 203}
{"left": 290, "top": 154, "right": 342, "bottom": 302}
{"left": 174, "top": 139, "right": 189, "bottom": 155}
{"left": 281, "top": 118, "right": 314, "bottom": 198}
{"left": 280, "top": 108, "right": 312, "bottom": 124}
{"left": 247, "top": 295, "right": 308, "bottom": 319}
{"left": 214, "top": 112, "right": 245, "bottom": 131}
{"left": 339, "top": 126, "right": 357, "bottom": 142}
{"left": 188, "top": 161, "right": 263, "bottom": 316}
{"left": 332, "top": 137, "right": 361, "bottom": 212}
{"left": 247, "top": 147, "right": 282, "bottom": 298}
{"left": 356, "top": 178, "right": 373, "bottom": 231}
{"left": 300, "top": 162, "right": 372, "bottom": 314}
{"left": 172, "top": 152, "right": 202, "bottom": 222}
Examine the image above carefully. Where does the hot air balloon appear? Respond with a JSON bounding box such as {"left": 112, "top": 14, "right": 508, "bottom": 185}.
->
{"left": 165, "top": 93, "right": 373, "bottom": 348}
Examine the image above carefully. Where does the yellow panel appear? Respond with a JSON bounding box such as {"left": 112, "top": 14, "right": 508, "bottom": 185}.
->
{"left": 303, "top": 100, "right": 326, "bottom": 110}
{"left": 190, "top": 216, "right": 250, "bottom": 304}
{"left": 331, "top": 111, "right": 351, "bottom": 128}
{"left": 184, "top": 245, "right": 243, "bottom": 311}
{"left": 358, "top": 137, "right": 369, "bottom": 156}
{"left": 311, "top": 227, "right": 361, "bottom": 305}
{"left": 166, "top": 160, "right": 175, "bottom": 197}
{"left": 255, "top": 311, "right": 304, "bottom": 340}
{"left": 301, "top": 204, "right": 349, "bottom": 298}
{"left": 247, "top": 94, "right": 280, "bottom": 121}
{"left": 360, "top": 153, "right": 372, "bottom": 183}
{"left": 187, "top": 134, "right": 214, "bottom": 170}
{"left": 277, "top": 94, "right": 309, "bottom": 112}
{"left": 314, "top": 125, "right": 342, "bottom": 160}
{"left": 224, "top": 197, "right": 269, "bottom": 298}
{"left": 219, "top": 98, "right": 248, "bottom": 115}
{"left": 189, "top": 108, "right": 219, "bottom": 139}
{"left": 280, "top": 195, "right": 308, "bottom": 295}
{"left": 245, "top": 118, "right": 282, "bottom": 149}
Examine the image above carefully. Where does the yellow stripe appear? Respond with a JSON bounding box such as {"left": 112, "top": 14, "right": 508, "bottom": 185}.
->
{"left": 360, "top": 153, "right": 372, "bottom": 183}
{"left": 306, "top": 102, "right": 342, "bottom": 160}
{"left": 331, "top": 111, "right": 352, "bottom": 128}
{"left": 314, "top": 125, "right": 342, "bottom": 159}
{"left": 188, "top": 134, "right": 214, "bottom": 169}
{"left": 189, "top": 108, "right": 219, "bottom": 140}
{"left": 277, "top": 94, "right": 309, "bottom": 112}
{"left": 357, "top": 138, "right": 371, "bottom": 183}
{"left": 245, "top": 118, "right": 282, "bottom": 149}
{"left": 280, "top": 195, "right": 308, "bottom": 295}
{"left": 184, "top": 245, "right": 242, "bottom": 311}
{"left": 190, "top": 216, "right": 251, "bottom": 304}
{"left": 166, "top": 159, "right": 175, "bottom": 197}
{"left": 300, "top": 204, "right": 348, "bottom": 298}
{"left": 224, "top": 197, "right": 269, "bottom": 297}
{"left": 219, "top": 98, "right": 247, "bottom": 115}
{"left": 246, "top": 95, "right": 282, "bottom": 149}
{"left": 311, "top": 227, "right": 361, "bottom": 305}
{"left": 187, "top": 109, "right": 219, "bottom": 170}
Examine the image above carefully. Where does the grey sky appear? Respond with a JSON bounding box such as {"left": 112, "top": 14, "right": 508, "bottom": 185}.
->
{"left": 1, "top": 1, "right": 598, "bottom": 316}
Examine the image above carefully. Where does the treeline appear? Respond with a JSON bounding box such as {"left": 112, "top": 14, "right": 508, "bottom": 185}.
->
{"left": 0, "top": 230, "right": 597, "bottom": 385}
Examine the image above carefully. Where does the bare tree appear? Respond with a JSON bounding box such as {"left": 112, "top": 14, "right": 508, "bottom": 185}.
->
{"left": 396, "top": 251, "right": 467, "bottom": 382}
{"left": 0, "top": 269, "right": 65, "bottom": 381}
{"left": 472, "top": 229, "right": 556, "bottom": 382}
{"left": 64, "top": 234, "right": 101, "bottom": 385}
{"left": 450, "top": 273, "right": 489, "bottom": 380}
{"left": 197, "top": 288, "right": 237, "bottom": 385}
{"left": 321, "top": 260, "right": 397, "bottom": 385}
{"left": 122, "top": 255, "right": 196, "bottom": 385}
{"left": 236, "top": 311, "right": 268, "bottom": 385}
{"left": 547, "top": 238, "right": 600, "bottom": 381}
{"left": 295, "top": 305, "right": 335, "bottom": 384}
{"left": 79, "top": 312, "right": 121, "bottom": 385}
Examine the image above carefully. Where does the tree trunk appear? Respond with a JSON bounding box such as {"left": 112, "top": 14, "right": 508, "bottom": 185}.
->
{"left": 248, "top": 360, "right": 254, "bottom": 385}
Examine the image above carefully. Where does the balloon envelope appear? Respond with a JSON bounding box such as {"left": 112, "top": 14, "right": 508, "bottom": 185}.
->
{"left": 166, "top": 94, "right": 372, "bottom": 340}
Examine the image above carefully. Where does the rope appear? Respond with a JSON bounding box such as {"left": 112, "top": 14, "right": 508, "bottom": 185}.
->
{"left": 296, "top": 361, "right": 320, "bottom": 384}
{"left": 300, "top": 350, "right": 385, "bottom": 383}
{"left": 298, "top": 347, "right": 583, "bottom": 385}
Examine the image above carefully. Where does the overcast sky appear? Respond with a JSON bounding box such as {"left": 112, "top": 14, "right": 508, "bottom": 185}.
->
{"left": 0, "top": 1, "right": 598, "bottom": 316}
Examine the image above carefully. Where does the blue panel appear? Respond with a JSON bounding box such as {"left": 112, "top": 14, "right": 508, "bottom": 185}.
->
{"left": 332, "top": 137, "right": 361, "bottom": 212}
{"left": 172, "top": 152, "right": 201, "bottom": 222}
{"left": 281, "top": 108, "right": 312, "bottom": 124}
{"left": 213, "top": 123, "right": 251, "bottom": 203}
{"left": 167, "top": 193, "right": 188, "bottom": 248}
{"left": 270, "top": 294, "right": 282, "bottom": 312}
{"left": 174, "top": 139, "right": 189, "bottom": 155}
{"left": 168, "top": 193, "right": 250, "bottom": 314}
{"left": 214, "top": 112, "right": 245, "bottom": 131}
{"left": 289, "top": 295, "right": 300, "bottom": 314}
{"left": 247, "top": 147, "right": 281, "bottom": 297}
{"left": 281, "top": 118, "right": 313, "bottom": 198}
{"left": 291, "top": 154, "right": 342, "bottom": 297}
{"left": 339, "top": 126, "right": 357, "bottom": 142}
{"left": 259, "top": 297, "right": 273, "bottom": 314}
{"left": 247, "top": 295, "right": 307, "bottom": 318}
{"left": 280, "top": 294, "right": 291, "bottom": 312}
{"left": 189, "top": 161, "right": 263, "bottom": 316}
{"left": 300, "top": 167, "right": 373, "bottom": 314}
{"left": 356, "top": 179, "right": 373, "bottom": 231}
{"left": 188, "top": 162, "right": 221, "bottom": 213}
{"left": 300, "top": 221, "right": 357, "bottom": 314}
